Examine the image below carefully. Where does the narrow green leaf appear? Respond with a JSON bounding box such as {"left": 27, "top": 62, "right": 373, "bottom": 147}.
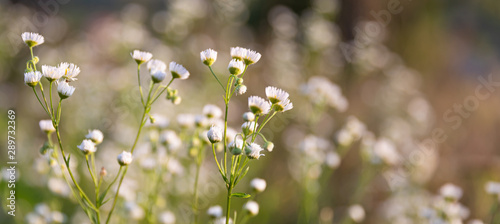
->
{"left": 231, "top": 192, "right": 251, "bottom": 198}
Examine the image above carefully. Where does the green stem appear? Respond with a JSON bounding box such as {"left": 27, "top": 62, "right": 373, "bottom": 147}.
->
{"left": 254, "top": 111, "right": 277, "bottom": 137}
{"left": 208, "top": 66, "right": 225, "bottom": 91}
{"left": 86, "top": 155, "right": 98, "bottom": 187}
{"left": 49, "top": 80, "right": 54, "bottom": 114}
{"left": 212, "top": 144, "right": 225, "bottom": 179}
{"left": 226, "top": 187, "right": 233, "bottom": 224}
{"left": 192, "top": 154, "right": 202, "bottom": 224}
{"left": 32, "top": 87, "right": 50, "bottom": 117}
{"left": 150, "top": 78, "right": 175, "bottom": 105}
{"left": 137, "top": 65, "right": 145, "bottom": 106}
{"left": 55, "top": 126, "right": 97, "bottom": 211}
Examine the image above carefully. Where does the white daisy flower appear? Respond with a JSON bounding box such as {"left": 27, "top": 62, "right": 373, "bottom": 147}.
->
{"left": 57, "top": 81, "right": 75, "bottom": 99}
{"left": 203, "top": 104, "right": 222, "bottom": 119}
{"left": 169, "top": 61, "right": 190, "bottom": 79}
{"left": 229, "top": 139, "right": 244, "bottom": 155}
{"left": 230, "top": 46, "right": 247, "bottom": 61}
{"left": 207, "top": 125, "right": 223, "bottom": 143}
{"left": 85, "top": 129, "right": 103, "bottom": 144}
{"left": 373, "top": 138, "right": 399, "bottom": 165}
{"left": 440, "top": 183, "right": 463, "bottom": 200}
{"left": 77, "top": 139, "right": 96, "bottom": 155}
{"left": 200, "top": 48, "right": 217, "bottom": 66}
{"left": 151, "top": 70, "right": 167, "bottom": 83}
{"left": 241, "top": 121, "right": 258, "bottom": 135}
{"left": 207, "top": 205, "right": 223, "bottom": 219}
{"left": 159, "top": 130, "right": 182, "bottom": 152}
{"left": 273, "top": 98, "right": 293, "bottom": 112}
{"left": 265, "top": 86, "right": 290, "bottom": 104}
{"left": 21, "top": 32, "right": 45, "bottom": 47}
{"left": 228, "top": 59, "right": 245, "bottom": 75}
{"left": 24, "top": 71, "right": 42, "bottom": 87}
{"left": 131, "top": 50, "right": 153, "bottom": 65}
{"left": 147, "top": 59, "right": 167, "bottom": 73}
{"left": 245, "top": 143, "right": 265, "bottom": 159}
{"left": 243, "top": 201, "right": 259, "bottom": 216}
{"left": 250, "top": 178, "right": 266, "bottom": 193}
{"left": 58, "top": 62, "right": 80, "bottom": 81}
{"left": 39, "top": 120, "right": 55, "bottom": 133}
{"left": 243, "top": 49, "right": 261, "bottom": 65}
{"left": 42, "top": 65, "right": 65, "bottom": 81}
{"left": 248, "top": 96, "right": 271, "bottom": 115}
{"left": 117, "top": 151, "right": 133, "bottom": 166}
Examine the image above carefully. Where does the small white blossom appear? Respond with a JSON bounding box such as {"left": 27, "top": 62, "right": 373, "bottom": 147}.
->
{"left": 151, "top": 70, "right": 167, "bottom": 83}
{"left": 373, "top": 138, "right": 399, "bottom": 165}
{"left": 117, "top": 151, "right": 133, "bottom": 166}
{"left": 169, "top": 61, "right": 190, "bottom": 79}
{"left": 59, "top": 62, "right": 81, "bottom": 81}
{"left": 203, "top": 104, "right": 222, "bottom": 119}
{"left": 207, "top": 125, "right": 223, "bottom": 144}
{"left": 325, "top": 151, "right": 341, "bottom": 168}
{"left": 348, "top": 204, "right": 365, "bottom": 223}
{"left": 158, "top": 211, "right": 175, "bottom": 224}
{"left": 243, "top": 112, "right": 255, "bottom": 122}
{"left": 440, "top": 183, "right": 463, "bottom": 200}
{"left": 243, "top": 49, "right": 261, "bottom": 65}
{"left": 42, "top": 65, "right": 65, "bottom": 81}
{"left": 273, "top": 98, "right": 293, "bottom": 112}
{"left": 250, "top": 178, "right": 267, "bottom": 193}
{"left": 39, "top": 120, "right": 55, "bottom": 133}
{"left": 85, "top": 129, "right": 103, "bottom": 144}
{"left": 248, "top": 96, "right": 271, "bottom": 115}
{"left": 147, "top": 59, "right": 167, "bottom": 73}
{"left": 131, "top": 50, "right": 153, "bottom": 65}
{"left": 230, "top": 46, "right": 247, "bottom": 60}
{"left": 77, "top": 139, "right": 96, "bottom": 155}
{"left": 265, "top": 86, "right": 290, "bottom": 104}
{"left": 229, "top": 139, "right": 244, "bottom": 155}
{"left": 21, "top": 32, "right": 45, "bottom": 47}
{"left": 24, "top": 71, "right": 42, "bottom": 87}
{"left": 57, "top": 81, "right": 75, "bottom": 99}
{"left": 200, "top": 48, "right": 217, "bottom": 66}
{"left": 264, "top": 141, "right": 274, "bottom": 152}
{"left": 241, "top": 121, "right": 258, "bottom": 135}
{"left": 207, "top": 205, "right": 223, "bottom": 219}
{"left": 243, "top": 201, "right": 259, "bottom": 216}
{"left": 228, "top": 59, "right": 245, "bottom": 75}
{"left": 245, "top": 143, "right": 265, "bottom": 159}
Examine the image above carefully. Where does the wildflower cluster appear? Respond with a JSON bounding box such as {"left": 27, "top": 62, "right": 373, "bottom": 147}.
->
{"left": 21, "top": 32, "right": 190, "bottom": 224}
{"left": 200, "top": 46, "right": 291, "bottom": 224}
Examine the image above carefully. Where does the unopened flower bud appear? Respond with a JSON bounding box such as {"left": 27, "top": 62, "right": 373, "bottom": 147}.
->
{"left": 264, "top": 141, "right": 274, "bottom": 152}
{"left": 171, "top": 96, "right": 182, "bottom": 105}
{"left": 100, "top": 167, "right": 107, "bottom": 177}
{"left": 243, "top": 201, "right": 259, "bottom": 216}
{"left": 117, "top": 151, "right": 133, "bottom": 166}
{"left": 250, "top": 178, "right": 267, "bottom": 193}
{"left": 229, "top": 139, "right": 244, "bottom": 155}
{"left": 243, "top": 112, "right": 255, "bottom": 122}
{"left": 207, "top": 126, "right": 223, "bottom": 144}
{"left": 236, "top": 78, "right": 244, "bottom": 85}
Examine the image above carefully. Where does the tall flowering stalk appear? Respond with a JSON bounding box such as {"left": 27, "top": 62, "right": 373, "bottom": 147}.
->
{"left": 201, "top": 47, "right": 292, "bottom": 224}
{"left": 21, "top": 32, "right": 190, "bottom": 224}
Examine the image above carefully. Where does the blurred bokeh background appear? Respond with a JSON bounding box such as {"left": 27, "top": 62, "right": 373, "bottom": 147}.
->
{"left": 2, "top": 0, "right": 500, "bottom": 223}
